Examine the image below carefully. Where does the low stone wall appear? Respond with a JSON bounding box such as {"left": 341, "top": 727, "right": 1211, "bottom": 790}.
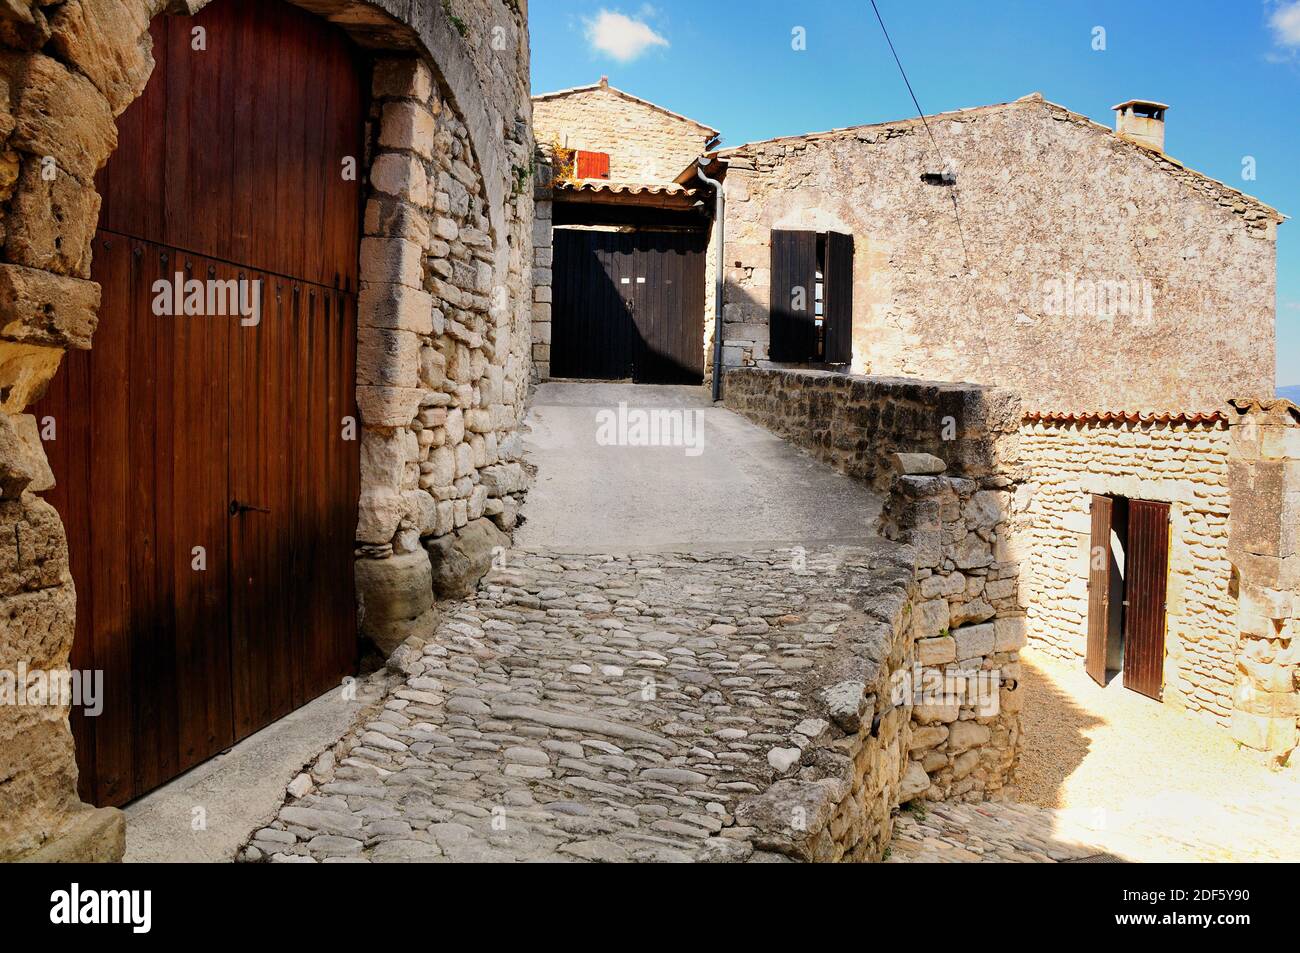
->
{"left": 723, "top": 366, "right": 1026, "bottom": 840}
{"left": 883, "top": 475, "right": 1024, "bottom": 802}
{"left": 723, "top": 367, "right": 1021, "bottom": 492}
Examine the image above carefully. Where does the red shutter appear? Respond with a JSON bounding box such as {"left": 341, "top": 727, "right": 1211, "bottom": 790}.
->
{"left": 576, "top": 150, "right": 610, "bottom": 179}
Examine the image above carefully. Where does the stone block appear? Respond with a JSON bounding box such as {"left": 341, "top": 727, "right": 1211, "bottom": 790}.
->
{"left": 359, "top": 282, "right": 434, "bottom": 335}
{"left": 4, "top": 156, "right": 101, "bottom": 276}
{"left": 0, "top": 263, "right": 100, "bottom": 349}
{"left": 356, "top": 386, "right": 422, "bottom": 428}
{"left": 424, "top": 517, "right": 508, "bottom": 599}
{"left": 357, "top": 326, "right": 419, "bottom": 388}
{"left": 379, "top": 100, "right": 436, "bottom": 160}
{"left": 953, "top": 623, "right": 995, "bottom": 660}
{"left": 48, "top": 0, "right": 155, "bottom": 116}
{"left": 892, "top": 452, "right": 946, "bottom": 476}
{"left": 993, "top": 616, "right": 1027, "bottom": 652}
{"left": 355, "top": 550, "right": 437, "bottom": 657}
{"left": 915, "top": 635, "right": 955, "bottom": 666}
{"left": 911, "top": 598, "right": 949, "bottom": 640}
{"left": 1, "top": 52, "right": 116, "bottom": 183}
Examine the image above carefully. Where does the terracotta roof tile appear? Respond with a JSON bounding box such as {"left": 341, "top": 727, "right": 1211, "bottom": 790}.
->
{"left": 1023, "top": 410, "right": 1228, "bottom": 426}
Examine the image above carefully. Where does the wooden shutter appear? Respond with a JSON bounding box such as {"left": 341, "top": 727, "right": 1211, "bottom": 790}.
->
{"left": 1085, "top": 494, "right": 1113, "bottom": 687}
{"left": 577, "top": 150, "right": 610, "bottom": 180}
{"left": 1123, "top": 500, "right": 1170, "bottom": 700}
{"left": 823, "top": 231, "right": 854, "bottom": 364}
{"left": 769, "top": 229, "right": 818, "bottom": 362}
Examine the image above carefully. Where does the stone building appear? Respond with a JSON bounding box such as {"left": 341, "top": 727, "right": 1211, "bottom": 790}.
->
{"left": 0, "top": 0, "right": 534, "bottom": 861}
{"left": 532, "top": 76, "right": 718, "bottom": 186}
{"left": 530, "top": 78, "right": 715, "bottom": 383}
{"left": 696, "top": 93, "right": 1281, "bottom": 412}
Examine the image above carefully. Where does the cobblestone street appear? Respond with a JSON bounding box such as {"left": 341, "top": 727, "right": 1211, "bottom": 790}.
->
{"left": 245, "top": 545, "right": 897, "bottom": 862}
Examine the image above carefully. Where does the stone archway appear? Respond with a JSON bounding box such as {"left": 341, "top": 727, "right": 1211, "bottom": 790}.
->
{"left": 0, "top": 0, "right": 535, "bottom": 861}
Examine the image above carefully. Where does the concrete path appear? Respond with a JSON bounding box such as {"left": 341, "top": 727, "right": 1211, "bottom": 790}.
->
{"left": 516, "top": 382, "right": 881, "bottom": 552}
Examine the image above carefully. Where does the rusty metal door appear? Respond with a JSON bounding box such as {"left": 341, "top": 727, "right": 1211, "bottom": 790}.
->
{"left": 1123, "top": 500, "right": 1171, "bottom": 700}
{"left": 32, "top": 0, "right": 363, "bottom": 806}
{"left": 1085, "top": 494, "right": 1114, "bottom": 686}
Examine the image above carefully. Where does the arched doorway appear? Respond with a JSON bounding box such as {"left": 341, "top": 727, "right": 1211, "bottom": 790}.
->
{"left": 34, "top": 0, "right": 365, "bottom": 807}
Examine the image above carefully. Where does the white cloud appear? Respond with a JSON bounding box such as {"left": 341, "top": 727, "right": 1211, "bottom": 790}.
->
{"left": 1270, "top": 1, "right": 1300, "bottom": 47}
{"left": 584, "top": 10, "right": 669, "bottom": 62}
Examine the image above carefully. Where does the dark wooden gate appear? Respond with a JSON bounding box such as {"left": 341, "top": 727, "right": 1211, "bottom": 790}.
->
{"left": 551, "top": 229, "right": 706, "bottom": 384}
{"left": 32, "top": 0, "right": 363, "bottom": 806}
{"left": 1123, "top": 500, "right": 1171, "bottom": 700}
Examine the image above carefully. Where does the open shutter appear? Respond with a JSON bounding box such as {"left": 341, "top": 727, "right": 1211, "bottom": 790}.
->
{"left": 1123, "top": 500, "right": 1170, "bottom": 700}
{"left": 823, "top": 231, "right": 854, "bottom": 365}
{"left": 769, "top": 229, "right": 818, "bottom": 362}
{"left": 1086, "top": 494, "right": 1113, "bottom": 686}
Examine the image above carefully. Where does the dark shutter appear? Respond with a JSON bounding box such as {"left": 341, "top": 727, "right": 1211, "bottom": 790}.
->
{"left": 769, "top": 229, "right": 818, "bottom": 362}
{"left": 1085, "top": 494, "right": 1113, "bottom": 687}
{"left": 823, "top": 231, "right": 854, "bottom": 364}
{"left": 1123, "top": 500, "right": 1170, "bottom": 700}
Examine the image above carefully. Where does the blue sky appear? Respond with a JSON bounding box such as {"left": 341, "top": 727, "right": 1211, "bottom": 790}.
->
{"left": 531, "top": 0, "right": 1300, "bottom": 388}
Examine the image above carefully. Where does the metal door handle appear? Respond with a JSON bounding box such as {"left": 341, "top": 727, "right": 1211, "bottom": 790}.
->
{"left": 230, "top": 499, "right": 271, "bottom": 516}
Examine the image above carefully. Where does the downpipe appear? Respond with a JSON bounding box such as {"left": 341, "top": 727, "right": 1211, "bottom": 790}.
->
{"left": 695, "top": 157, "right": 727, "bottom": 403}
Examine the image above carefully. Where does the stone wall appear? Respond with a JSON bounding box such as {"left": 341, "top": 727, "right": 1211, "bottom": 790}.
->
{"left": 532, "top": 81, "right": 716, "bottom": 185}
{"left": 1225, "top": 399, "right": 1300, "bottom": 755}
{"left": 723, "top": 367, "right": 1025, "bottom": 823}
{"left": 712, "top": 94, "right": 1281, "bottom": 413}
{"left": 0, "top": 0, "right": 533, "bottom": 861}
{"left": 1018, "top": 413, "right": 1236, "bottom": 726}
{"left": 723, "top": 367, "right": 1022, "bottom": 493}
{"left": 355, "top": 26, "right": 535, "bottom": 656}
{"left": 883, "top": 474, "right": 1024, "bottom": 802}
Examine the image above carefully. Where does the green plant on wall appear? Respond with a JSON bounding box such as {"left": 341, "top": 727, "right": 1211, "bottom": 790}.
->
{"left": 442, "top": 0, "right": 468, "bottom": 37}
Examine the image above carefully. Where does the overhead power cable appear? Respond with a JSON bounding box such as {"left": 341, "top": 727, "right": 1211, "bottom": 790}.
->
{"left": 869, "top": 0, "right": 971, "bottom": 270}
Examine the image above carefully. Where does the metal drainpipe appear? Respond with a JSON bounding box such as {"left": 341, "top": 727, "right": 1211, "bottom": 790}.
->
{"left": 695, "top": 157, "right": 727, "bottom": 403}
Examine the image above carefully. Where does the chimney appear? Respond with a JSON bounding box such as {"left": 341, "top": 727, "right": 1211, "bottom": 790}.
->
{"left": 1111, "top": 100, "right": 1169, "bottom": 153}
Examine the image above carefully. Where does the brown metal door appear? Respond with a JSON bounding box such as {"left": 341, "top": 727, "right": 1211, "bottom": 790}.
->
{"left": 32, "top": 0, "right": 363, "bottom": 806}
{"left": 1085, "top": 494, "right": 1114, "bottom": 686}
{"left": 1123, "top": 500, "right": 1171, "bottom": 700}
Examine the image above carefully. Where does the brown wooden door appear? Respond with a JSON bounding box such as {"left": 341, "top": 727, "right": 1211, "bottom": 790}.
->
{"left": 1085, "top": 494, "right": 1114, "bottom": 687}
{"left": 32, "top": 0, "right": 363, "bottom": 807}
{"left": 1123, "top": 500, "right": 1171, "bottom": 700}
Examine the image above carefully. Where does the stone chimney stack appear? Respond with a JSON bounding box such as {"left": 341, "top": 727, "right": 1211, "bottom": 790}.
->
{"left": 1112, "top": 100, "right": 1169, "bottom": 153}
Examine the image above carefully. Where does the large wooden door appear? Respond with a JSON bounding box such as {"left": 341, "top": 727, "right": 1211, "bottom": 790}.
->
{"left": 552, "top": 229, "right": 705, "bottom": 383}
{"left": 1085, "top": 494, "right": 1114, "bottom": 687}
{"left": 1123, "top": 500, "right": 1171, "bottom": 700}
{"left": 33, "top": 0, "right": 363, "bottom": 806}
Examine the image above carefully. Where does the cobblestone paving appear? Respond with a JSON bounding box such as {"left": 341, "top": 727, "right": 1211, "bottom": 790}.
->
{"left": 245, "top": 544, "right": 896, "bottom": 863}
